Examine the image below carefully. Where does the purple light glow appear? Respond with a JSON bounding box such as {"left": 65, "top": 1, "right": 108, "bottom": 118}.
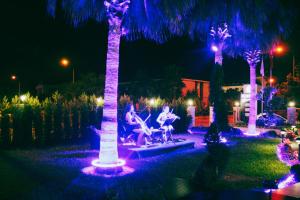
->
{"left": 91, "top": 158, "right": 126, "bottom": 168}
{"left": 82, "top": 165, "right": 134, "bottom": 177}
{"left": 264, "top": 189, "right": 275, "bottom": 194}
{"left": 276, "top": 143, "right": 300, "bottom": 166}
{"left": 278, "top": 174, "right": 296, "bottom": 189}
{"left": 243, "top": 131, "right": 260, "bottom": 136}
{"left": 276, "top": 144, "right": 291, "bottom": 166}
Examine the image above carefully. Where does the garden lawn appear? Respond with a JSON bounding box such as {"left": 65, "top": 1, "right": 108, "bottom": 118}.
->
{"left": 0, "top": 135, "right": 290, "bottom": 199}
{"left": 216, "top": 137, "right": 290, "bottom": 189}
{"left": 0, "top": 156, "right": 38, "bottom": 199}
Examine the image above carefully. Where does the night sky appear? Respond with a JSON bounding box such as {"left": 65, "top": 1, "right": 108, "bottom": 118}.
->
{"left": 1, "top": 0, "right": 300, "bottom": 92}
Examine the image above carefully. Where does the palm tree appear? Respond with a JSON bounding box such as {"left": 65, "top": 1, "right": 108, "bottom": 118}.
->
{"left": 188, "top": 0, "right": 294, "bottom": 133}
{"left": 244, "top": 50, "right": 261, "bottom": 135}
{"left": 47, "top": 0, "right": 196, "bottom": 166}
{"left": 210, "top": 23, "right": 231, "bottom": 65}
{"left": 228, "top": 0, "right": 294, "bottom": 135}
{"left": 209, "top": 23, "right": 231, "bottom": 129}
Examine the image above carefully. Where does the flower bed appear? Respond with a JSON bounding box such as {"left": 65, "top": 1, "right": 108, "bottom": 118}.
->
{"left": 277, "top": 143, "right": 300, "bottom": 166}
{"left": 276, "top": 126, "right": 300, "bottom": 166}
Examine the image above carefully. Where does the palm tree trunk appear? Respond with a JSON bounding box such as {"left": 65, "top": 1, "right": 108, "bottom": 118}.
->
{"left": 99, "top": 19, "right": 122, "bottom": 164}
{"left": 247, "top": 64, "right": 257, "bottom": 135}
{"left": 215, "top": 47, "right": 223, "bottom": 66}
{"left": 211, "top": 47, "right": 223, "bottom": 123}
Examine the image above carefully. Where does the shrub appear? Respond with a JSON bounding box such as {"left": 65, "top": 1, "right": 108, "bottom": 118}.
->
{"left": 0, "top": 93, "right": 192, "bottom": 148}
{"left": 204, "top": 123, "right": 220, "bottom": 145}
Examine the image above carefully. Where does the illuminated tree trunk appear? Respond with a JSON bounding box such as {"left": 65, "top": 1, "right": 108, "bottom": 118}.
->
{"left": 214, "top": 46, "right": 223, "bottom": 65}
{"left": 247, "top": 64, "right": 257, "bottom": 135}
{"left": 99, "top": 19, "right": 122, "bottom": 164}
{"left": 210, "top": 23, "right": 230, "bottom": 129}
{"left": 211, "top": 46, "right": 223, "bottom": 123}
{"left": 244, "top": 49, "right": 260, "bottom": 135}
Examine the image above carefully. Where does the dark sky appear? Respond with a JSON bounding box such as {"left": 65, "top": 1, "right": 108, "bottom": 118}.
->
{"left": 1, "top": 0, "right": 300, "bottom": 92}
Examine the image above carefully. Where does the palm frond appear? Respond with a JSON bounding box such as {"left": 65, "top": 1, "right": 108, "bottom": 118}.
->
{"left": 188, "top": 0, "right": 296, "bottom": 56}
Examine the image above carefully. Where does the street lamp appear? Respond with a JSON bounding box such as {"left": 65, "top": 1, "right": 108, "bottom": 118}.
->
{"left": 269, "top": 44, "right": 287, "bottom": 87}
{"left": 269, "top": 77, "right": 275, "bottom": 84}
{"left": 59, "top": 58, "right": 75, "bottom": 84}
{"left": 10, "top": 75, "right": 21, "bottom": 96}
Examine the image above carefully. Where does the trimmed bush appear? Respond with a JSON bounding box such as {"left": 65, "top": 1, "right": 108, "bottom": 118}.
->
{"left": 0, "top": 93, "right": 191, "bottom": 148}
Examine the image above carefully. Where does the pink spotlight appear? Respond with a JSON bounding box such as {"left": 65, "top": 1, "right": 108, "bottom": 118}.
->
{"left": 211, "top": 45, "right": 219, "bottom": 52}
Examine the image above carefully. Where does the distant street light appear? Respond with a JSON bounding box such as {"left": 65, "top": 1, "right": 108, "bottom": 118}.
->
{"left": 11, "top": 75, "right": 21, "bottom": 96}
{"left": 60, "top": 58, "right": 70, "bottom": 67}
{"left": 274, "top": 46, "right": 284, "bottom": 54}
{"left": 59, "top": 58, "right": 75, "bottom": 84}
{"left": 269, "top": 44, "right": 287, "bottom": 87}
{"left": 269, "top": 77, "right": 275, "bottom": 84}
{"left": 11, "top": 75, "right": 17, "bottom": 80}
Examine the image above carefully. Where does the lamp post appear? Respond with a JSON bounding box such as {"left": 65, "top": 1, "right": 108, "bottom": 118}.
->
{"left": 287, "top": 101, "right": 296, "bottom": 126}
{"left": 60, "top": 58, "right": 74, "bottom": 84}
{"left": 269, "top": 45, "right": 286, "bottom": 87}
{"left": 186, "top": 99, "right": 195, "bottom": 128}
{"left": 233, "top": 101, "right": 240, "bottom": 124}
{"left": 11, "top": 75, "right": 21, "bottom": 96}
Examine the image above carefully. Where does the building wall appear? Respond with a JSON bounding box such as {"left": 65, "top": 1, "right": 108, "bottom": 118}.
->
{"left": 181, "top": 78, "right": 210, "bottom": 106}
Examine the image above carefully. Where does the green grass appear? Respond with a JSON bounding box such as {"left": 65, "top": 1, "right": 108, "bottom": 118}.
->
{"left": 215, "top": 137, "right": 290, "bottom": 189}
{"left": 0, "top": 136, "right": 291, "bottom": 197}
{"left": 0, "top": 156, "right": 38, "bottom": 199}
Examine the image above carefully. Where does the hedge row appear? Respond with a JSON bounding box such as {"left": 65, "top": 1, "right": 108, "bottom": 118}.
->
{"left": 0, "top": 93, "right": 191, "bottom": 148}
